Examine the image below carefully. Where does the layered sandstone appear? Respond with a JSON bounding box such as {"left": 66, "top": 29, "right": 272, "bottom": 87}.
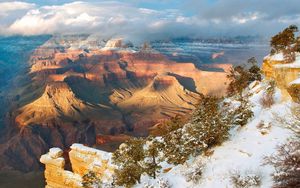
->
{"left": 1, "top": 37, "right": 230, "bottom": 171}
{"left": 40, "top": 144, "right": 113, "bottom": 188}
{"left": 262, "top": 53, "right": 300, "bottom": 101}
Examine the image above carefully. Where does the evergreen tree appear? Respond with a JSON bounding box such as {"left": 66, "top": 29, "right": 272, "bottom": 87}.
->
{"left": 157, "top": 115, "right": 185, "bottom": 136}
{"left": 227, "top": 57, "right": 261, "bottom": 96}
{"left": 190, "top": 96, "right": 230, "bottom": 148}
{"left": 144, "top": 137, "right": 162, "bottom": 179}
{"left": 112, "top": 138, "right": 145, "bottom": 187}
{"left": 270, "top": 25, "right": 299, "bottom": 63}
{"left": 232, "top": 96, "right": 253, "bottom": 126}
{"left": 162, "top": 126, "right": 193, "bottom": 165}
{"left": 162, "top": 95, "right": 233, "bottom": 165}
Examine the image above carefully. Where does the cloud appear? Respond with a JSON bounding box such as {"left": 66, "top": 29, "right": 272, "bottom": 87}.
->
{"left": 0, "top": 0, "right": 300, "bottom": 40}
{"left": 0, "top": 1, "right": 34, "bottom": 13}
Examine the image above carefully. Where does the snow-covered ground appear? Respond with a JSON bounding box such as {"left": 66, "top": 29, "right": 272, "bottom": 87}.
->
{"left": 136, "top": 81, "right": 295, "bottom": 188}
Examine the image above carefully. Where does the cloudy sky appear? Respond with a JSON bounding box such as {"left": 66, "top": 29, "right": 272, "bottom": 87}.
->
{"left": 0, "top": 0, "right": 299, "bottom": 40}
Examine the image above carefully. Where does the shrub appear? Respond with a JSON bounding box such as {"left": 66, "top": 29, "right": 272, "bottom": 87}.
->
{"left": 157, "top": 178, "right": 171, "bottom": 188}
{"left": 230, "top": 170, "right": 262, "bottom": 188}
{"left": 265, "top": 140, "right": 300, "bottom": 188}
{"left": 143, "top": 178, "right": 171, "bottom": 188}
{"left": 287, "top": 84, "right": 300, "bottom": 103}
{"left": 260, "top": 80, "right": 276, "bottom": 108}
{"left": 184, "top": 159, "right": 205, "bottom": 183}
{"left": 273, "top": 104, "right": 300, "bottom": 135}
{"left": 154, "top": 115, "right": 186, "bottom": 136}
{"left": 227, "top": 57, "right": 261, "bottom": 96}
{"left": 82, "top": 171, "right": 102, "bottom": 188}
{"left": 232, "top": 96, "right": 253, "bottom": 127}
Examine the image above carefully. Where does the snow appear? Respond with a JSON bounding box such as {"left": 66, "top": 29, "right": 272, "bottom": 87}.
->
{"left": 134, "top": 81, "right": 294, "bottom": 188}
{"left": 274, "top": 53, "right": 300, "bottom": 68}
{"left": 71, "top": 143, "right": 112, "bottom": 161}
{"left": 49, "top": 147, "right": 63, "bottom": 158}
{"left": 289, "top": 76, "right": 300, "bottom": 85}
{"left": 264, "top": 53, "right": 284, "bottom": 61}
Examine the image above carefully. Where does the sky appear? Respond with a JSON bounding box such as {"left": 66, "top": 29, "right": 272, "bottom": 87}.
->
{"left": 0, "top": 0, "right": 299, "bottom": 40}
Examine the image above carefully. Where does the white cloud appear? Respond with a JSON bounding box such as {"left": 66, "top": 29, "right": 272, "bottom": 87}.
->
{"left": 0, "top": 1, "right": 34, "bottom": 12}
{"left": 232, "top": 12, "right": 262, "bottom": 24}
{"left": 0, "top": 0, "right": 299, "bottom": 39}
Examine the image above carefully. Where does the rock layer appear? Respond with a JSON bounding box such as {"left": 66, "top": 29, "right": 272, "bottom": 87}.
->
{"left": 40, "top": 144, "right": 113, "bottom": 188}
{"left": 262, "top": 54, "right": 300, "bottom": 101}
{"left": 0, "top": 37, "right": 230, "bottom": 171}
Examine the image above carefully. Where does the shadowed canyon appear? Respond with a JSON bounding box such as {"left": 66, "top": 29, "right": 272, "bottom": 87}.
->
{"left": 0, "top": 36, "right": 234, "bottom": 172}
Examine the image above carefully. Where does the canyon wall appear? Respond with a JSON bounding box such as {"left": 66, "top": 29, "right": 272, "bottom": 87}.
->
{"left": 262, "top": 54, "right": 300, "bottom": 102}
{"left": 0, "top": 37, "right": 231, "bottom": 172}
{"left": 40, "top": 144, "right": 113, "bottom": 188}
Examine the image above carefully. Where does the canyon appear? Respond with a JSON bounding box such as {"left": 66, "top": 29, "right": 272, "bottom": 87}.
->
{"left": 0, "top": 37, "right": 230, "bottom": 172}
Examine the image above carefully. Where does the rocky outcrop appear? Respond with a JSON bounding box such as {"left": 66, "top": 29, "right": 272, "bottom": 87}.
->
{"left": 262, "top": 54, "right": 300, "bottom": 101}
{"left": 1, "top": 37, "right": 230, "bottom": 171}
{"left": 40, "top": 144, "right": 113, "bottom": 188}
{"left": 287, "top": 77, "right": 300, "bottom": 103}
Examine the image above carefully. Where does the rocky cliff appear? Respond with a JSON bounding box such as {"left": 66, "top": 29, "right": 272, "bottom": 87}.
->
{"left": 40, "top": 144, "right": 113, "bottom": 188}
{"left": 262, "top": 53, "right": 300, "bottom": 101}
{"left": 0, "top": 37, "right": 230, "bottom": 171}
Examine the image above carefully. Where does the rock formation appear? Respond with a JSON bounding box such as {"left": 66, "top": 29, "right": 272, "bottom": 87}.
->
{"left": 0, "top": 37, "right": 230, "bottom": 171}
{"left": 262, "top": 53, "right": 300, "bottom": 101}
{"left": 40, "top": 144, "right": 113, "bottom": 188}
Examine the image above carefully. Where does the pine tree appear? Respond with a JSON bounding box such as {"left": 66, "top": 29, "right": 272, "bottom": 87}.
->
{"left": 144, "top": 137, "right": 162, "bottom": 179}
{"left": 233, "top": 96, "right": 253, "bottom": 126}
{"left": 162, "top": 95, "right": 232, "bottom": 165}
{"left": 270, "top": 25, "right": 299, "bottom": 63}
{"left": 112, "top": 138, "right": 145, "bottom": 187}
{"left": 190, "top": 95, "right": 231, "bottom": 148}
{"left": 227, "top": 57, "right": 261, "bottom": 96}
{"left": 162, "top": 126, "right": 193, "bottom": 165}
{"left": 157, "top": 115, "right": 185, "bottom": 136}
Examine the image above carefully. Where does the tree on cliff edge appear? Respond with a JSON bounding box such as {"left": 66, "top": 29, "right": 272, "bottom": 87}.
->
{"left": 227, "top": 57, "right": 261, "bottom": 96}
{"left": 271, "top": 25, "right": 299, "bottom": 63}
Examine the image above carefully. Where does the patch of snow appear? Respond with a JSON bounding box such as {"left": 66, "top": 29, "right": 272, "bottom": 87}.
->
{"left": 135, "top": 82, "right": 294, "bottom": 188}
{"left": 289, "top": 76, "right": 300, "bottom": 85}
{"left": 264, "top": 53, "right": 284, "bottom": 61}
{"left": 71, "top": 143, "right": 112, "bottom": 161}
{"left": 49, "top": 147, "right": 63, "bottom": 158}
{"left": 274, "top": 53, "right": 300, "bottom": 68}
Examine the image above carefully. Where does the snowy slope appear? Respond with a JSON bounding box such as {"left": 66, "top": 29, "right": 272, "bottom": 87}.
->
{"left": 136, "top": 81, "right": 295, "bottom": 188}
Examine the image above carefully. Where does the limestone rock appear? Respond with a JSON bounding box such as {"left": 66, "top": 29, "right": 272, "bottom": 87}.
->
{"left": 40, "top": 144, "right": 114, "bottom": 188}
{"left": 262, "top": 54, "right": 300, "bottom": 101}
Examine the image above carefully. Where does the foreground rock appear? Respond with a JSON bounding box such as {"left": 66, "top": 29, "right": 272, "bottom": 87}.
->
{"left": 40, "top": 144, "right": 113, "bottom": 188}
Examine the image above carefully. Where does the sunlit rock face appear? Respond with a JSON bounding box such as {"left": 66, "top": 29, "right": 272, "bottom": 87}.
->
{"left": 262, "top": 53, "right": 300, "bottom": 101}
{"left": 40, "top": 144, "right": 113, "bottom": 188}
{"left": 0, "top": 37, "right": 230, "bottom": 171}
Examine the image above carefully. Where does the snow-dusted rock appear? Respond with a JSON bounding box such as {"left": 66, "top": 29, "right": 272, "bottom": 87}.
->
{"left": 40, "top": 144, "right": 114, "bottom": 188}
{"left": 49, "top": 147, "right": 63, "bottom": 159}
